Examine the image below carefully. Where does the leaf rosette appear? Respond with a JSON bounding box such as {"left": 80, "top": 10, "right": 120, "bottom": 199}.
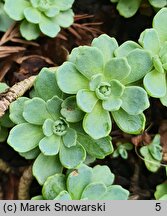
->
{"left": 32, "top": 164, "right": 129, "bottom": 200}
{"left": 7, "top": 68, "right": 114, "bottom": 184}
{"left": 4, "top": 0, "right": 74, "bottom": 40}
{"left": 57, "top": 34, "right": 151, "bottom": 139}
{"left": 138, "top": 8, "right": 167, "bottom": 106}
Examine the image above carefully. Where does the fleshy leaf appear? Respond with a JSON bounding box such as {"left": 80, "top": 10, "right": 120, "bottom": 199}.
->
{"left": 154, "top": 183, "right": 167, "bottom": 200}
{"left": 9, "top": 97, "right": 29, "bottom": 124}
{"left": 20, "top": 20, "right": 41, "bottom": 40}
{"left": 4, "top": 0, "right": 30, "bottom": 21}
{"left": 89, "top": 74, "right": 103, "bottom": 91}
{"left": 112, "top": 109, "right": 146, "bottom": 134}
{"left": 24, "top": 7, "right": 41, "bottom": 24}
{"left": 67, "top": 164, "right": 93, "bottom": 200}
{"left": 122, "top": 49, "right": 152, "bottom": 84}
{"left": 114, "top": 41, "right": 141, "bottom": 57}
{"left": 140, "top": 146, "right": 161, "bottom": 172}
{"left": 42, "top": 119, "right": 54, "bottom": 137}
{"left": 61, "top": 96, "right": 84, "bottom": 123}
{"left": 46, "top": 96, "right": 62, "bottom": 121}
{"left": 57, "top": 62, "right": 89, "bottom": 94}
{"left": 148, "top": 0, "right": 167, "bottom": 8}
{"left": 110, "top": 80, "right": 125, "bottom": 97}
{"left": 81, "top": 182, "right": 107, "bottom": 200}
{"left": 75, "top": 46, "right": 104, "bottom": 79}
{"left": 121, "top": 86, "right": 150, "bottom": 115}
{"left": 153, "top": 8, "right": 167, "bottom": 43}
{"left": 39, "top": 135, "right": 61, "bottom": 156}
{"left": 92, "top": 165, "right": 115, "bottom": 186}
{"left": 143, "top": 70, "right": 166, "bottom": 97}
{"left": 54, "top": 9, "right": 74, "bottom": 28}
{"left": 59, "top": 142, "right": 86, "bottom": 169}
{"left": 62, "top": 128, "right": 77, "bottom": 148}
{"left": 54, "top": 191, "right": 72, "bottom": 200}
{"left": 100, "top": 185, "right": 129, "bottom": 200}
{"left": 53, "top": 0, "right": 74, "bottom": 11}
{"left": 102, "top": 97, "right": 122, "bottom": 111}
{"left": 77, "top": 90, "right": 98, "bottom": 113}
{"left": 138, "top": 28, "right": 160, "bottom": 55}
{"left": 7, "top": 123, "right": 43, "bottom": 153}
{"left": 19, "top": 147, "right": 40, "bottom": 160}
{"left": 77, "top": 133, "right": 113, "bottom": 159}
{"left": 83, "top": 102, "right": 111, "bottom": 139}
{"left": 92, "top": 34, "right": 118, "bottom": 64}
{"left": 23, "top": 98, "right": 51, "bottom": 125}
{"left": 33, "top": 153, "right": 63, "bottom": 185}
{"left": 116, "top": 0, "right": 142, "bottom": 18}
{"left": 34, "top": 68, "right": 62, "bottom": 101}
{"left": 39, "top": 15, "right": 60, "bottom": 37}
{"left": 104, "top": 57, "right": 131, "bottom": 81}
{"left": 42, "top": 174, "right": 66, "bottom": 200}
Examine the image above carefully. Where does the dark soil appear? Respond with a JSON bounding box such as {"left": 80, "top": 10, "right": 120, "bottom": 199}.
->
{"left": 0, "top": 0, "right": 167, "bottom": 200}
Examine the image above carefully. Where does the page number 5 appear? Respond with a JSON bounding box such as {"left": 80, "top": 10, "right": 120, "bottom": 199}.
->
{"left": 155, "top": 203, "right": 161, "bottom": 211}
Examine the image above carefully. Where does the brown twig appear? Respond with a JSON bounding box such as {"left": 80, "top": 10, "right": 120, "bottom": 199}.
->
{"left": 0, "top": 75, "right": 36, "bottom": 117}
{"left": 18, "top": 166, "right": 34, "bottom": 200}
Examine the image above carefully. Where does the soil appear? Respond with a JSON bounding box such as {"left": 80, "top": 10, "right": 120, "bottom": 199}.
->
{"left": 0, "top": 0, "right": 167, "bottom": 200}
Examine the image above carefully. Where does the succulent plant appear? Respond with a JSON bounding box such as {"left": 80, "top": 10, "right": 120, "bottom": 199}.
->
{"left": 140, "top": 134, "right": 163, "bottom": 172}
{"left": 57, "top": 34, "right": 152, "bottom": 139}
{"left": 7, "top": 68, "right": 113, "bottom": 184}
{"left": 138, "top": 8, "right": 167, "bottom": 106}
{"left": 32, "top": 164, "right": 129, "bottom": 200}
{"left": 154, "top": 181, "right": 167, "bottom": 200}
{"left": 4, "top": 0, "right": 74, "bottom": 40}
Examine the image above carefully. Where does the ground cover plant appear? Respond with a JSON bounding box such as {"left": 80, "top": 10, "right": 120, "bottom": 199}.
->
{"left": 0, "top": 0, "right": 167, "bottom": 200}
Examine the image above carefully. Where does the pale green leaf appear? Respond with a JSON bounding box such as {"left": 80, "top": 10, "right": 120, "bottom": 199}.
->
{"left": 143, "top": 70, "right": 166, "bottom": 97}
{"left": 59, "top": 142, "right": 86, "bottom": 169}
{"left": 39, "top": 15, "right": 60, "bottom": 37}
{"left": 4, "top": 0, "right": 30, "bottom": 21}
{"left": 53, "top": 9, "right": 74, "bottom": 28}
{"left": 20, "top": 20, "right": 41, "bottom": 40}
{"left": 77, "top": 90, "right": 98, "bottom": 113}
{"left": 34, "top": 67, "right": 62, "bottom": 101}
{"left": 81, "top": 182, "right": 107, "bottom": 200}
{"left": 54, "top": 191, "right": 72, "bottom": 200}
{"left": 7, "top": 123, "right": 43, "bottom": 153}
{"left": 92, "top": 165, "right": 115, "bottom": 186}
{"left": 75, "top": 46, "right": 104, "bottom": 80}
{"left": 104, "top": 57, "right": 131, "bottom": 81}
{"left": 100, "top": 185, "right": 129, "bottom": 200}
{"left": 83, "top": 102, "right": 112, "bottom": 139}
{"left": 112, "top": 109, "right": 146, "bottom": 134}
{"left": 114, "top": 41, "right": 141, "bottom": 57}
{"left": 23, "top": 98, "right": 51, "bottom": 125}
{"left": 62, "top": 128, "right": 77, "bottom": 148}
{"left": 92, "top": 34, "right": 118, "bottom": 64}
{"left": 9, "top": 97, "right": 29, "bottom": 124}
{"left": 138, "top": 28, "right": 160, "bottom": 55}
{"left": 39, "top": 135, "right": 61, "bottom": 156}
{"left": 61, "top": 96, "right": 84, "bottom": 123}
{"left": 102, "top": 97, "right": 122, "bottom": 111}
{"left": 24, "top": 7, "right": 41, "bottom": 24}
{"left": 67, "top": 164, "right": 93, "bottom": 200}
{"left": 42, "top": 174, "right": 66, "bottom": 200}
{"left": 116, "top": 0, "right": 142, "bottom": 18}
{"left": 57, "top": 62, "right": 89, "bottom": 94}
{"left": 121, "top": 86, "right": 150, "bottom": 115}
{"left": 122, "top": 49, "right": 152, "bottom": 84}
{"left": 33, "top": 153, "right": 63, "bottom": 185}
{"left": 153, "top": 8, "right": 167, "bottom": 43}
